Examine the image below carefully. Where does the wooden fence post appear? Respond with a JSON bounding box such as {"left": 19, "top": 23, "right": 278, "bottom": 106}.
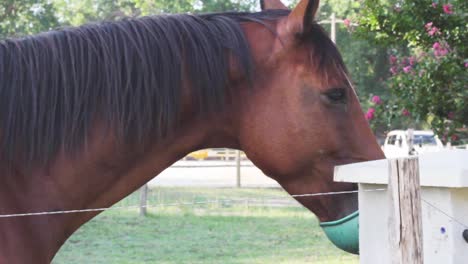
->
{"left": 388, "top": 157, "right": 424, "bottom": 264}
{"left": 139, "top": 184, "right": 148, "bottom": 216}
{"left": 236, "top": 150, "right": 241, "bottom": 188}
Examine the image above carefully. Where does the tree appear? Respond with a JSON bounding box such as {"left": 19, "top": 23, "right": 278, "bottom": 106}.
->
{"left": 52, "top": 0, "right": 257, "bottom": 26}
{"left": 0, "top": 1, "right": 58, "bottom": 38}
{"left": 353, "top": 0, "right": 467, "bottom": 143}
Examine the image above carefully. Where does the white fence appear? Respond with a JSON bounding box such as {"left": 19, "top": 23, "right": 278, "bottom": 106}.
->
{"left": 335, "top": 150, "right": 468, "bottom": 264}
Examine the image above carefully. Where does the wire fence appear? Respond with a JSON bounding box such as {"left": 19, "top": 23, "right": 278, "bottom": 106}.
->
{"left": 0, "top": 181, "right": 462, "bottom": 264}
{"left": 52, "top": 186, "right": 363, "bottom": 264}
{"left": 0, "top": 156, "right": 465, "bottom": 263}
{"left": 46, "top": 185, "right": 467, "bottom": 264}
{"left": 0, "top": 184, "right": 455, "bottom": 264}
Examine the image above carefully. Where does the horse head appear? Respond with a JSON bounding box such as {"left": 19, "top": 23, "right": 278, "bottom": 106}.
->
{"left": 233, "top": 0, "right": 385, "bottom": 253}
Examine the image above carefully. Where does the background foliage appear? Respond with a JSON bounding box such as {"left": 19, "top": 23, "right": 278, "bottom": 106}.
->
{"left": 353, "top": 0, "right": 467, "bottom": 143}
{"left": 0, "top": 0, "right": 59, "bottom": 37}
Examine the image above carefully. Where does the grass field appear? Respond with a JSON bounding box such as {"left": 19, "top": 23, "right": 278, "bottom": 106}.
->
{"left": 53, "top": 187, "right": 359, "bottom": 264}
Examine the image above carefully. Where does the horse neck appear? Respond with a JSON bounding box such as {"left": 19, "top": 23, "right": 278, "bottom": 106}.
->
{"left": 0, "top": 98, "right": 241, "bottom": 262}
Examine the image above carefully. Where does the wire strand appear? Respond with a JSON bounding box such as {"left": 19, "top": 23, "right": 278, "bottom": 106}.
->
{"left": 0, "top": 189, "right": 387, "bottom": 218}
{"left": 291, "top": 188, "right": 386, "bottom": 197}
{"left": 0, "top": 199, "right": 243, "bottom": 218}
{"left": 422, "top": 198, "right": 468, "bottom": 229}
{"left": 1, "top": 187, "right": 466, "bottom": 230}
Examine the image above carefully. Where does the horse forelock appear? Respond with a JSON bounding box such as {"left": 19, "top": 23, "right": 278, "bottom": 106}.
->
{"left": 302, "top": 23, "right": 350, "bottom": 88}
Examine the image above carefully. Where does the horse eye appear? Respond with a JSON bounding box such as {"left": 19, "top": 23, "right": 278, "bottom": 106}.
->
{"left": 325, "top": 88, "right": 347, "bottom": 103}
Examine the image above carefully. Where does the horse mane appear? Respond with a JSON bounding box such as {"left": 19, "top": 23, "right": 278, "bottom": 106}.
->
{"left": 0, "top": 9, "right": 345, "bottom": 167}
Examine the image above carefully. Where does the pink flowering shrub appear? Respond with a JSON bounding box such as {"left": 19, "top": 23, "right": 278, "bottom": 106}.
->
{"left": 385, "top": 49, "right": 465, "bottom": 142}
{"left": 356, "top": 0, "right": 467, "bottom": 143}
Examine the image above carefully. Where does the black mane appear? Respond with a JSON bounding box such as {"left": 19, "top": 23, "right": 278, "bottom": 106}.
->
{"left": 0, "top": 9, "right": 345, "bottom": 167}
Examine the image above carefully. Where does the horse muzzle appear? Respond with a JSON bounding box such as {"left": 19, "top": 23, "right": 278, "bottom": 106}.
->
{"left": 319, "top": 211, "right": 359, "bottom": 254}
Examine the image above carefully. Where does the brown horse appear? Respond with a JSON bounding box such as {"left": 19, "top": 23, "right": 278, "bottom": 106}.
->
{"left": 0, "top": 0, "right": 384, "bottom": 262}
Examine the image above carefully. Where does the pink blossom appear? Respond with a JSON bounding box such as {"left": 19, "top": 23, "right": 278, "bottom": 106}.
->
{"left": 389, "top": 55, "right": 397, "bottom": 64}
{"left": 443, "top": 4, "right": 453, "bottom": 14}
{"left": 425, "top": 22, "right": 441, "bottom": 36}
{"left": 409, "top": 56, "right": 416, "bottom": 65}
{"left": 428, "top": 26, "right": 440, "bottom": 36}
{"left": 425, "top": 22, "right": 433, "bottom": 30}
{"left": 402, "top": 109, "right": 410, "bottom": 116}
{"left": 432, "top": 3, "right": 437, "bottom": 8}
{"left": 403, "top": 66, "right": 412, "bottom": 73}
{"left": 371, "top": 95, "right": 382, "bottom": 105}
{"left": 343, "top": 18, "right": 351, "bottom": 27}
{"left": 390, "top": 66, "right": 398, "bottom": 75}
{"left": 464, "top": 62, "right": 468, "bottom": 68}
{"left": 447, "top": 112, "right": 455, "bottom": 120}
{"left": 434, "top": 48, "right": 449, "bottom": 57}
{"left": 365, "top": 108, "right": 375, "bottom": 120}
{"left": 436, "top": 48, "right": 449, "bottom": 56}
{"left": 433, "top": 42, "right": 450, "bottom": 57}
{"left": 400, "top": 57, "right": 408, "bottom": 66}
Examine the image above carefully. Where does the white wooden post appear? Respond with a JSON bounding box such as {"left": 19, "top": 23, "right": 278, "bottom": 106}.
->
{"left": 139, "top": 184, "right": 148, "bottom": 216}
{"left": 388, "top": 158, "right": 423, "bottom": 264}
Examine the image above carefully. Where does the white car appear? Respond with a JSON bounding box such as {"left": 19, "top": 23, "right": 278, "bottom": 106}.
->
{"left": 383, "top": 130, "right": 444, "bottom": 158}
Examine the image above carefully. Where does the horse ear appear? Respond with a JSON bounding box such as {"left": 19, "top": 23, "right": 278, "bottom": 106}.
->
{"left": 260, "top": 0, "right": 288, "bottom": 10}
{"left": 286, "top": 0, "right": 320, "bottom": 34}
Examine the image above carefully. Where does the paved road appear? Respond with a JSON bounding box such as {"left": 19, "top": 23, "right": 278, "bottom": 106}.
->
{"left": 148, "top": 160, "right": 280, "bottom": 188}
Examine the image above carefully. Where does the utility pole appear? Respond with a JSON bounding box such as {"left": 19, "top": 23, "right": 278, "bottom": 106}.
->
{"left": 319, "top": 13, "right": 345, "bottom": 44}
{"left": 330, "top": 13, "right": 336, "bottom": 43}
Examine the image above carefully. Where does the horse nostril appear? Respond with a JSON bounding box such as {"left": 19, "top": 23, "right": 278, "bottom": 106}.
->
{"left": 463, "top": 229, "right": 468, "bottom": 243}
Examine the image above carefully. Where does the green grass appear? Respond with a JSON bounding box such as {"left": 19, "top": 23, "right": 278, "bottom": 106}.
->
{"left": 53, "top": 188, "right": 359, "bottom": 264}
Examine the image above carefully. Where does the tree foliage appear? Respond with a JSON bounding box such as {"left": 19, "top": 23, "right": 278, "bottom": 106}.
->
{"left": 0, "top": 1, "right": 58, "bottom": 38}
{"left": 353, "top": 0, "right": 467, "bottom": 143}
{"left": 51, "top": 0, "right": 257, "bottom": 26}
